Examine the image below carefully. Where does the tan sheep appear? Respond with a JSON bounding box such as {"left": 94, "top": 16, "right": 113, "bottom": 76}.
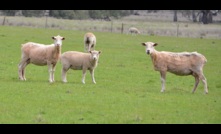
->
{"left": 142, "top": 42, "right": 208, "bottom": 94}
{"left": 60, "top": 50, "right": 101, "bottom": 84}
{"left": 18, "top": 35, "right": 65, "bottom": 83}
{"left": 128, "top": 27, "right": 140, "bottom": 35}
{"left": 84, "top": 32, "right": 96, "bottom": 52}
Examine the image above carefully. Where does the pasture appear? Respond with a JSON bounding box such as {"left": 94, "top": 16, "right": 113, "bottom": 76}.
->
{"left": 0, "top": 25, "right": 221, "bottom": 124}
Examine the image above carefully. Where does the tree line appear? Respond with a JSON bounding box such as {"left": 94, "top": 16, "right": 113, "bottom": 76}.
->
{"left": 0, "top": 10, "right": 220, "bottom": 24}
{"left": 0, "top": 10, "right": 132, "bottom": 20}
{"left": 173, "top": 10, "right": 220, "bottom": 24}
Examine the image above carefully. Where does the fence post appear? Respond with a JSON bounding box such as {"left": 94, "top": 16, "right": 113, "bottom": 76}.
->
{"left": 2, "top": 16, "right": 6, "bottom": 25}
{"left": 111, "top": 21, "right": 113, "bottom": 33}
{"left": 177, "top": 23, "right": 179, "bottom": 37}
{"left": 121, "top": 23, "right": 124, "bottom": 34}
{"left": 44, "top": 10, "right": 49, "bottom": 29}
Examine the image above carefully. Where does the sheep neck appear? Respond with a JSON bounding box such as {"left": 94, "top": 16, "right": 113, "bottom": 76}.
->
{"left": 150, "top": 50, "right": 158, "bottom": 65}
{"left": 89, "top": 57, "right": 98, "bottom": 68}
{"left": 52, "top": 45, "right": 61, "bottom": 59}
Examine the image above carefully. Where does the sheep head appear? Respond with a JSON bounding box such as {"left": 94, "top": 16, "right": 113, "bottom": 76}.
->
{"left": 89, "top": 50, "right": 101, "bottom": 61}
{"left": 142, "top": 42, "right": 158, "bottom": 55}
{"left": 52, "top": 35, "right": 65, "bottom": 47}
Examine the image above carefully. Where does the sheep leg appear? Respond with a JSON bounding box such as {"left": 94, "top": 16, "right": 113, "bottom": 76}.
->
{"left": 160, "top": 71, "right": 166, "bottom": 92}
{"left": 90, "top": 69, "right": 96, "bottom": 84}
{"left": 48, "top": 63, "right": 54, "bottom": 83}
{"left": 192, "top": 74, "right": 200, "bottom": 93}
{"left": 82, "top": 68, "right": 87, "bottom": 84}
{"left": 88, "top": 44, "right": 92, "bottom": 52}
{"left": 200, "top": 73, "right": 208, "bottom": 94}
{"left": 51, "top": 64, "right": 56, "bottom": 82}
{"left": 85, "top": 45, "right": 88, "bottom": 52}
{"left": 91, "top": 44, "right": 95, "bottom": 51}
{"left": 18, "top": 58, "right": 29, "bottom": 81}
{"left": 18, "top": 62, "right": 25, "bottom": 80}
{"left": 61, "top": 67, "right": 69, "bottom": 83}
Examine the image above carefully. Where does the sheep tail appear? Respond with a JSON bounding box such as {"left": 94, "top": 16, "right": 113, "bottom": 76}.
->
{"left": 86, "top": 37, "right": 90, "bottom": 44}
{"left": 201, "top": 54, "right": 207, "bottom": 64}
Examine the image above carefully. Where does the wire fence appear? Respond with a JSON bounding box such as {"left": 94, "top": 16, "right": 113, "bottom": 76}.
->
{"left": 1, "top": 16, "right": 221, "bottom": 39}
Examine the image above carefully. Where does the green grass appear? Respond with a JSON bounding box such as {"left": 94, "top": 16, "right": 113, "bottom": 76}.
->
{"left": 0, "top": 25, "right": 221, "bottom": 124}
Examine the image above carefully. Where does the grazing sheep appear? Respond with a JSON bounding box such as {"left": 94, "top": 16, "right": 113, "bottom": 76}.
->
{"left": 18, "top": 35, "right": 65, "bottom": 83}
{"left": 61, "top": 50, "right": 101, "bottom": 84}
{"left": 141, "top": 42, "right": 208, "bottom": 94}
{"left": 84, "top": 32, "right": 96, "bottom": 52}
{"left": 128, "top": 27, "right": 140, "bottom": 35}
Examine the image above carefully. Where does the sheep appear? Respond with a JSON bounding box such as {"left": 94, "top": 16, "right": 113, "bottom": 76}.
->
{"left": 84, "top": 32, "right": 96, "bottom": 52}
{"left": 60, "top": 50, "right": 101, "bottom": 84}
{"left": 128, "top": 27, "right": 141, "bottom": 35}
{"left": 141, "top": 42, "right": 208, "bottom": 94}
{"left": 18, "top": 35, "right": 65, "bottom": 83}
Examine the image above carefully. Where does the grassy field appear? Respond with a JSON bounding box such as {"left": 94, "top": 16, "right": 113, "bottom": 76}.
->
{"left": 0, "top": 25, "right": 221, "bottom": 124}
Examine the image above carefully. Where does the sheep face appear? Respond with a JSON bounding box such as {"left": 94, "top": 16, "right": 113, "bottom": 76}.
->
{"left": 89, "top": 50, "right": 101, "bottom": 61}
{"left": 142, "top": 42, "right": 158, "bottom": 55}
{"left": 52, "top": 35, "right": 65, "bottom": 47}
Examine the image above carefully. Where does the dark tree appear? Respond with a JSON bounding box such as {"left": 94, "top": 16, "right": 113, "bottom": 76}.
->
{"left": 173, "top": 10, "right": 177, "bottom": 22}
{"left": 201, "top": 10, "right": 213, "bottom": 24}
{"left": 192, "top": 10, "right": 197, "bottom": 22}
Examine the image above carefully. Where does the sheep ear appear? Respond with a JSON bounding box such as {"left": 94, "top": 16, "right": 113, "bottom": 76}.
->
{"left": 141, "top": 43, "right": 146, "bottom": 46}
{"left": 89, "top": 51, "right": 92, "bottom": 53}
{"left": 99, "top": 51, "right": 102, "bottom": 54}
{"left": 153, "top": 43, "right": 158, "bottom": 46}
{"left": 52, "top": 36, "right": 55, "bottom": 40}
{"left": 62, "top": 37, "right": 65, "bottom": 40}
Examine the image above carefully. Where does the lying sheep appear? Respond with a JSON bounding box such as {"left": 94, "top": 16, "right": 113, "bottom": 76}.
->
{"left": 60, "top": 50, "right": 101, "bottom": 84}
{"left": 84, "top": 32, "right": 96, "bottom": 52}
{"left": 18, "top": 35, "right": 65, "bottom": 83}
{"left": 141, "top": 42, "right": 208, "bottom": 94}
{"left": 128, "top": 27, "right": 140, "bottom": 35}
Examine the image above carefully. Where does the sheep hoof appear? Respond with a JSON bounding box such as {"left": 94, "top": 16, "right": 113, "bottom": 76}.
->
{"left": 19, "top": 77, "right": 26, "bottom": 81}
{"left": 49, "top": 80, "right": 54, "bottom": 83}
{"left": 161, "top": 90, "right": 165, "bottom": 93}
{"left": 63, "top": 80, "right": 67, "bottom": 83}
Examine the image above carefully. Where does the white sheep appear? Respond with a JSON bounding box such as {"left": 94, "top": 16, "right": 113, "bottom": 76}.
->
{"left": 84, "top": 32, "right": 96, "bottom": 52}
{"left": 60, "top": 50, "right": 101, "bottom": 84}
{"left": 18, "top": 35, "right": 65, "bottom": 83}
{"left": 128, "top": 27, "right": 140, "bottom": 35}
{"left": 142, "top": 42, "right": 208, "bottom": 94}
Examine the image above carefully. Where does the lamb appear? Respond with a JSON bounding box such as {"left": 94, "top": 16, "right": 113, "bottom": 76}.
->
{"left": 18, "top": 35, "right": 65, "bottom": 83}
{"left": 60, "top": 50, "right": 101, "bottom": 84}
{"left": 128, "top": 27, "right": 140, "bottom": 35}
{"left": 141, "top": 42, "right": 208, "bottom": 94}
{"left": 84, "top": 32, "right": 96, "bottom": 52}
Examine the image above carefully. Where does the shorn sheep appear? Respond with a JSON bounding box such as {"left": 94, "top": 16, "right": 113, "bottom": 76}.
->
{"left": 142, "top": 42, "right": 208, "bottom": 94}
{"left": 60, "top": 50, "right": 101, "bottom": 84}
{"left": 84, "top": 32, "right": 96, "bottom": 52}
{"left": 128, "top": 27, "right": 140, "bottom": 35}
{"left": 18, "top": 35, "right": 65, "bottom": 83}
